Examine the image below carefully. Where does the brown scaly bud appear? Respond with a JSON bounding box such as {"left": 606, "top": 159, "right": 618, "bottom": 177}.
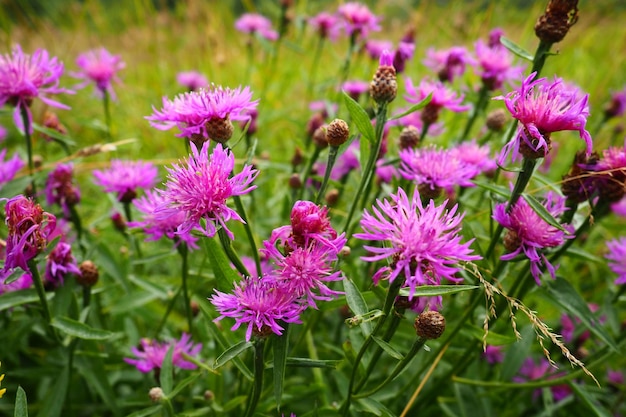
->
{"left": 399, "top": 126, "right": 421, "bottom": 149}
{"left": 325, "top": 188, "right": 340, "bottom": 206}
{"left": 291, "top": 147, "right": 304, "bottom": 168}
{"left": 206, "top": 117, "right": 234, "bottom": 144}
{"left": 111, "top": 211, "right": 127, "bottom": 232}
{"left": 306, "top": 112, "right": 326, "bottom": 138}
{"left": 77, "top": 260, "right": 100, "bottom": 287}
{"left": 312, "top": 125, "right": 329, "bottom": 149}
{"left": 534, "top": 0, "right": 579, "bottom": 44}
{"left": 417, "top": 183, "right": 442, "bottom": 201}
{"left": 519, "top": 130, "right": 552, "bottom": 160}
{"left": 370, "top": 50, "right": 397, "bottom": 105}
{"left": 503, "top": 230, "right": 522, "bottom": 254}
{"left": 561, "top": 150, "right": 599, "bottom": 204}
{"left": 33, "top": 155, "right": 44, "bottom": 168}
{"left": 289, "top": 173, "right": 302, "bottom": 189}
{"left": 42, "top": 111, "right": 68, "bottom": 141}
{"left": 486, "top": 109, "right": 508, "bottom": 132}
{"left": 414, "top": 310, "right": 446, "bottom": 340}
{"left": 326, "top": 119, "right": 350, "bottom": 147}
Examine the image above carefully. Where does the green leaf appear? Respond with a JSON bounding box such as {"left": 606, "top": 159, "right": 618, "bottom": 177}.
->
{"left": 359, "top": 133, "right": 370, "bottom": 180}
{"left": 32, "top": 123, "right": 76, "bottom": 145}
{"left": 273, "top": 331, "right": 289, "bottom": 411}
{"left": 463, "top": 325, "right": 518, "bottom": 346}
{"left": 569, "top": 383, "right": 612, "bottom": 417}
{"left": 2, "top": 268, "right": 25, "bottom": 285}
{"left": 544, "top": 277, "right": 619, "bottom": 353}
{"left": 522, "top": 194, "right": 567, "bottom": 232}
{"left": 204, "top": 236, "right": 240, "bottom": 292}
{"left": 500, "top": 36, "right": 534, "bottom": 62}
{"left": 472, "top": 180, "right": 510, "bottom": 199}
{"left": 388, "top": 92, "right": 433, "bottom": 120}
{"left": 398, "top": 285, "right": 479, "bottom": 298}
{"left": 169, "top": 372, "right": 201, "bottom": 398}
{"left": 372, "top": 336, "right": 403, "bottom": 360}
{"left": 160, "top": 345, "right": 174, "bottom": 394}
{"left": 355, "top": 397, "right": 394, "bottom": 417}
{"left": 284, "top": 358, "right": 342, "bottom": 369}
{"left": 124, "top": 406, "right": 161, "bottom": 417}
{"left": 76, "top": 351, "right": 121, "bottom": 417}
{"left": 214, "top": 341, "right": 254, "bottom": 370}
{"left": 51, "top": 316, "right": 114, "bottom": 340}
{"left": 562, "top": 246, "right": 603, "bottom": 263}
{"left": 0, "top": 289, "right": 51, "bottom": 311}
{"left": 342, "top": 91, "right": 375, "bottom": 144}
{"left": 342, "top": 274, "right": 372, "bottom": 336}
{"left": 14, "top": 386, "right": 28, "bottom": 417}
{"left": 38, "top": 366, "right": 69, "bottom": 417}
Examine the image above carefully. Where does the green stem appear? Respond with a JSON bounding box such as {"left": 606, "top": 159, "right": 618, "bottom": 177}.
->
{"left": 232, "top": 195, "right": 261, "bottom": 277}
{"left": 217, "top": 227, "right": 250, "bottom": 277}
{"left": 177, "top": 243, "right": 194, "bottom": 337}
{"left": 154, "top": 287, "right": 182, "bottom": 338}
{"left": 20, "top": 104, "right": 37, "bottom": 196}
{"left": 298, "top": 146, "right": 322, "bottom": 202}
{"left": 103, "top": 90, "right": 112, "bottom": 140}
{"left": 123, "top": 201, "right": 143, "bottom": 259}
{"left": 316, "top": 146, "right": 339, "bottom": 204}
{"left": 530, "top": 40, "right": 553, "bottom": 76}
{"left": 307, "top": 37, "right": 326, "bottom": 100}
{"left": 459, "top": 84, "right": 490, "bottom": 142}
{"left": 69, "top": 204, "right": 86, "bottom": 256}
{"left": 27, "top": 259, "right": 54, "bottom": 336}
{"left": 243, "top": 338, "right": 266, "bottom": 417}
{"left": 162, "top": 397, "right": 176, "bottom": 417}
{"left": 337, "top": 34, "right": 358, "bottom": 102}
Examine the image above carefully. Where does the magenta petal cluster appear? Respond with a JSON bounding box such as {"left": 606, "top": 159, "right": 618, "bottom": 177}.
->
{"left": 45, "top": 163, "right": 80, "bottom": 217}
{"left": 0, "top": 273, "right": 33, "bottom": 294}
{"left": 496, "top": 72, "right": 593, "bottom": 163}
{"left": 176, "top": 71, "right": 208, "bottom": 91}
{"left": 0, "top": 45, "right": 73, "bottom": 133}
{"left": 606, "top": 237, "right": 626, "bottom": 285}
{"left": 93, "top": 160, "right": 157, "bottom": 203}
{"left": 124, "top": 333, "right": 202, "bottom": 373}
{"left": 405, "top": 77, "right": 471, "bottom": 112}
{"left": 354, "top": 188, "right": 480, "bottom": 299}
{"left": 474, "top": 37, "right": 524, "bottom": 91}
{"left": 44, "top": 241, "right": 81, "bottom": 287}
{"left": 234, "top": 13, "right": 278, "bottom": 41}
{"left": 514, "top": 358, "right": 571, "bottom": 402}
{"left": 423, "top": 46, "right": 476, "bottom": 82}
{"left": 309, "top": 12, "right": 342, "bottom": 41}
{"left": 0, "top": 149, "right": 25, "bottom": 191}
{"left": 157, "top": 142, "right": 258, "bottom": 239}
{"left": 73, "top": 48, "right": 125, "bottom": 99}
{"left": 337, "top": 2, "right": 381, "bottom": 39}
{"left": 493, "top": 192, "right": 573, "bottom": 284}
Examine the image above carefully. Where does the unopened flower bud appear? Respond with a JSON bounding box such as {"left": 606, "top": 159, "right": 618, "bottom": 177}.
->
{"left": 204, "top": 390, "right": 215, "bottom": 401}
{"left": 370, "top": 50, "right": 397, "bottom": 105}
{"left": 291, "top": 147, "right": 304, "bottom": 168}
{"left": 326, "top": 119, "right": 350, "bottom": 147}
{"left": 534, "top": 0, "right": 579, "bottom": 44}
{"left": 414, "top": 310, "right": 446, "bottom": 339}
{"left": 486, "top": 109, "right": 508, "bottom": 132}
{"left": 289, "top": 173, "right": 302, "bottom": 189}
{"left": 149, "top": 387, "right": 164, "bottom": 403}
{"left": 206, "top": 116, "right": 234, "bottom": 144}
{"left": 307, "top": 112, "right": 325, "bottom": 138}
{"left": 339, "top": 245, "right": 351, "bottom": 257}
{"left": 399, "top": 126, "right": 420, "bottom": 149}
{"left": 111, "top": 211, "right": 126, "bottom": 232}
{"left": 312, "top": 125, "right": 329, "bottom": 149}
{"left": 325, "top": 188, "right": 340, "bottom": 206}
{"left": 77, "top": 260, "right": 100, "bottom": 287}
{"left": 33, "top": 155, "right": 44, "bottom": 168}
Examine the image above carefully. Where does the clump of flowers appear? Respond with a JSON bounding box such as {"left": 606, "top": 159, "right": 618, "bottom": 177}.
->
{"left": 93, "top": 160, "right": 157, "bottom": 203}
{"left": 606, "top": 237, "right": 626, "bottom": 285}
{"left": 73, "top": 48, "right": 125, "bottom": 99}
{"left": 235, "top": 13, "right": 278, "bottom": 41}
{"left": 45, "top": 163, "right": 80, "bottom": 218}
{"left": 124, "top": 333, "right": 202, "bottom": 373}
{"left": 423, "top": 46, "right": 475, "bottom": 83}
{"left": 0, "top": 149, "right": 25, "bottom": 191}
{"left": 44, "top": 241, "right": 81, "bottom": 287}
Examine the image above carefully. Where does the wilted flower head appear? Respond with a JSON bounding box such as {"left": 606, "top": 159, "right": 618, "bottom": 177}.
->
{"left": 337, "top": 2, "right": 381, "bottom": 39}
{"left": 176, "top": 71, "right": 208, "bottom": 92}
{"left": 424, "top": 46, "right": 476, "bottom": 83}
{"left": 354, "top": 188, "right": 480, "bottom": 299}
{"left": 45, "top": 163, "right": 80, "bottom": 217}
{"left": 73, "top": 48, "right": 125, "bottom": 99}
{"left": 44, "top": 241, "right": 80, "bottom": 287}
{"left": 0, "top": 45, "right": 73, "bottom": 133}
{"left": 93, "top": 160, "right": 157, "bottom": 203}
{"left": 124, "top": 333, "right": 202, "bottom": 373}
{"left": 496, "top": 72, "right": 592, "bottom": 163}
{"left": 235, "top": 13, "right": 278, "bottom": 41}
{"left": 309, "top": 12, "right": 342, "bottom": 41}
{"left": 607, "top": 237, "right": 626, "bottom": 285}
{"left": 157, "top": 142, "right": 257, "bottom": 240}
{"left": 0, "top": 149, "right": 24, "bottom": 191}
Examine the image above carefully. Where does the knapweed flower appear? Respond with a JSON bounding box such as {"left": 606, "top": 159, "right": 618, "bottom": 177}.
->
{"left": 342, "top": 80, "right": 370, "bottom": 101}
{"left": 1, "top": 195, "right": 56, "bottom": 280}
{"left": 607, "top": 237, "right": 626, "bottom": 285}
{"left": 593, "top": 143, "right": 626, "bottom": 203}
{"left": 496, "top": 72, "right": 592, "bottom": 163}
{"left": 424, "top": 46, "right": 475, "bottom": 83}
{"left": 0, "top": 149, "right": 24, "bottom": 191}
{"left": 450, "top": 140, "right": 497, "bottom": 175}
{"left": 129, "top": 189, "right": 198, "bottom": 248}
{"left": 73, "top": 48, "right": 125, "bottom": 99}
{"left": 365, "top": 39, "right": 394, "bottom": 60}
{"left": 370, "top": 50, "right": 397, "bottom": 104}
{"left": 308, "top": 12, "right": 342, "bottom": 41}
{"left": 235, "top": 13, "right": 278, "bottom": 41}
{"left": 474, "top": 36, "right": 524, "bottom": 91}
{"left": 0, "top": 273, "right": 32, "bottom": 294}
{"left": 44, "top": 241, "right": 80, "bottom": 287}
{"left": 157, "top": 142, "right": 257, "bottom": 240}
{"left": 0, "top": 45, "right": 73, "bottom": 133}
{"left": 393, "top": 27, "right": 416, "bottom": 74}
{"left": 124, "top": 333, "right": 202, "bottom": 373}
{"left": 483, "top": 345, "right": 504, "bottom": 364}
{"left": 93, "top": 160, "right": 157, "bottom": 203}
{"left": 514, "top": 358, "right": 571, "bottom": 401}
{"left": 405, "top": 77, "right": 470, "bottom": 126}
{"left": 604, "top": 86, "right": 626, "bottom": 119}
{"left": 210, "top": 276, "right": 303, "bottom": 341}
{"left": 354, "top": 188, "right": 480, "bottom": 299}
{"left": 146, "top": 84, "right": 258, "bottom": 144}
{"left": 176, "top": 71, "right": 208, "bottom": 92}
{"left": 337, "top": 2, "right": 381, "bottom": 39}
{"left": 45, "top": 163, "right": 80, "bottom": 218}
{"left": 493, "top": 192, "right": 572, "bottom": 284}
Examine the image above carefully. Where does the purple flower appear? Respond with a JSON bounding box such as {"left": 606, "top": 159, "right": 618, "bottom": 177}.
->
{"left": 146, "top": 85, "right": 259, "bottom": 142}
{"left": 0, "top": 272, "right": 32, "bottom": 294}
{"left": 309, "top": 12, "right": 342, "bottom": 41}
{"left": 176, "top": 71, "right": 208, "bottom": 92}
{"left": 423, "top": 46, "right": 476, "bottom": 83}
{"left": 337, "top": 2, "right": 381, "bottom": 39}
{"left": 124, "top": 333, "right": 202, "bottom": 373}
{"left": 93, "top": 160, "right": 157, "bottom": 203}
{"left": 44, "top": 242, "right": 80, "bottom": 287}
{"left": 73, "top": 48, "right": 125, "bottom": 99}
{"left": 45, "top": 163, "right": 80, "bottom": 218}
{"left": 496, "top": 73, "right": 593, "bottom": 163}
{"left": 157, "top": 142, "right": 257, "bottom": 240}
{"left": 393, "top": 28, "right": 416, "bottom": 74}
{"left": 365, "top": 40, "right": 394, "bottom": 60}
{"left": 342, "top": 80, "right": 370, "bottom": 101}
{"left": 514, "top": 358, "right": 571, "bottom": 402}
{"left": 607, "top": 237, "right": 626, "bottom": 285}
{"left": 1, "top": 195, "right": 56, "bottom": 280}
{"left": 0, "top": 45, "right": 73, "bottom": 133}
{"left": 474, "top": 37, "right": 524, "bottom": 91}
{"left": 0, "top": 149, "right": 24, "bottom": 191}
{"left": 607, "top": 369, "right": 624, "bottom": 386}
{"left": 483, "top": 345, "right": 504, "bottom": 364}
{"left": 493, "top": 192, "right": 573, "bottom": 284}
{"left": 405, "top": 78, "right": 470, "bottom": 126}
{"left": 375, "top": 159, "right": 397, "bottom": 184}
{"left": 450, "top": 140, "right": 497, "bottom": 175}
{"left": 316, "top": 140, "right": 360, "bottom": 182}
{"left": 210, "top": 276, "right": 303, "bottom": 341}
{"left": 354, "top": 188, "right": 480, "bottom": 299}
{"left": 612, "top": 197, "right": 626, "bottom": 217}
{"left": 604, "top": 86, "right": 626, "bottom": 119}
{"left": 129, "top": 189, "right": 198, "bottom": 248}
{"left": 235, "top": 13, "right": 278, "bottom": 41}
{"left": 240, "top": 255, "right": 273, "bottom": 279}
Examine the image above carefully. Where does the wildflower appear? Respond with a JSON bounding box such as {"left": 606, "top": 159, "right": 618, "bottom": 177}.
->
{"left": 474, "top": 35, "right": 525, "bottom": 91}
{"left": 393, "top": 28, "right": 416, "bottom": 74}
{"left": 514, "top": 358, "right": 571, "bottom": 401}
{"left": 604, "top": 86, "right": 626, "bottom": 119}
{"left": 157, "top": 142, "right": 257, "bottom": 240}
{"left": 612, "top": 197, "right": 626, "bottom": 217}
{"left": 414, "top": 310, "right": 446, "bottom": 340}
{"left": 210, "top": 276, "right": 303, "bottom": 341}
{"left": 41, "top": 111, "right": 68, "bottom": 141}
{"left": 0, "top": 273, "right": 32, "bottom": 294}
{"left": 534, "top": 0, "right": 579, "bottom": 44}
{"left": 73, "top": 48, "right": 125, "bottom": 99}
{"left": 146, "top": 85, "right": 258, "bottom": 144}
{"left": 44, "top": 241, "right": 80, "bottom": 287}
{"left": 0, "top": 45, "right": 73, "bottom": 133}
{"left": 342, "top": 80, "right": 370, "bottom": 101}
{"left": 124, "top": 333, "right": 202, "bottom": 373}
{"left": 1, "top": 195, "right": 56, "bottom": 280}
{"left": 607, "top": 237, "right": 626, "bottom": 285}
{"left": 77, "top": 260, "right": 99, "bottom": 287}
{"left": 45, "top": 163, "right": 80, "bottom": 218}
{"left": 449, "top": 140, "right": 497, "bottom": 175}
{"left": 0, "top": 149, "right": 24, "bottom": 191}
{"left": 607, "top": 370, "right": 624, "bottom": 386}
{"left": 235, "top": 13, "right": 278, "bottom": 41}
{"left": 365, "top": 39, "right": 394, "bottom": 60}
{"left": 176, "top": 71, "right": 208, "bottom": 92}
{"left": 355, "top": 188, "right": 480, "bottom": 299}
{"left": 405, "top": 78, "right": 470, "bottom": 126}
{"left": 593, "top": 143, "right": 626, "bottom": 203}
{"left": 496, "top": 73, "right": 592, "bottom": 163}
{"left": 370, "top": 50, "right": 397, "bottom": 104}
{"left": 375, "top": 159, "right": 397, "bottom": 184}
{"left": 493, "top": 192, "right": 572, "bottom": 284}
{"left": 93, "top": 160, "right": 157, "bottom": 203}
{"left": 483, "top": 345, "right": 504, "bottom": 364}
{"left": 423, "top": 46, "right": 475, "bottom": 83}
{"left": 337, "top": 2, "right": 381, "bottom": 39}
{"left": 308, "top": 12, "right": 342, "bottom": 41}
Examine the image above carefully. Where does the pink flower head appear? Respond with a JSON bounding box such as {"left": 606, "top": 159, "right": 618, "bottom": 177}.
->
{"left": 128, "top": 189, "right": 198, "bottom": 249}
{"left": 210, "top": 276, "right": 303, "bottom": 341}
{"left": 514, "top": 358, "right": 571, "bottom": 402}
{"left": 474, "top": 38, "right": 525, "bottom": 91}
{"left": 393, "top": 41, "right": 416, "bottom": 74}
{"left": 124, "top": 333, "right": 202, "bottom": 373}
{"left": 0, "top": 272, "right": 32, "bottom": 294}
{"left": 176, "top": 71, "right": 208, "bottom": 92}
{"left": 0, "top": 149, "right": 25, "bottom": 191}
{"left": 235, "top": 13, "right": 278, "bottom": 41}
{"left": 496, "top": 73, "right": 593, "bottom": 164}
{"left": 93, "top": 160, "right": 157, "bottom": 203}
{"left": 607, "top": 237, "right": 626, "bottom": 285}
{"left": 493, "top": 192, "right": 573, "bottom": 284}
{"left": 423, "top": 46, "right": 476, "bottom": 83}
{"left": 342, "top": 80, "right": 370, "bottom": 101}
{"left": 73, "top": 48, "right": 125, "bottom": 99}
{"left": 309, "top": 12, "right": 342, "bottom": 41}
{"left": 488, "top": 28, "right": 505, "bottom": 47}
{"left": 146, "top": 84, "right": 259, "bottom": 141}
{"left": 0, "top": 45, "right": 74, "bottom": 133}
{"left": 45, "top": 163, "right": 80, "bottom": 218}
{"left": 450, "top": 140, "right": 497, "bottom": 175}
{"left": 44, "top": 241, "right": 80, "bottom": 287}
{"left": 375, "top": 159, "right": 397, "bottom": 184}
{"left": 337, "top": 2, "right": 381, "bottom": 39}
{"left": 355, "top": 188, "right": 480, "bottom": 299}
{"left": 157, "top": 142, "right": 258, "bottom": 240}
{"left": 405, "top": 78, "right": 471, "bottom": 113}
{"left": 1, "top": 195, "right": 56, "bottom": 280}
{"left": 365, "top": 40, "right": 394, "bottom": 61}
{"left": 483, "top": 345, "right": 504, "bottom": 364}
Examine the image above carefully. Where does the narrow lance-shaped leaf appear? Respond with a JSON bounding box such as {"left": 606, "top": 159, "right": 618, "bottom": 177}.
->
{"left": 387, "top": 92, "right": 433, "bottom": 121}
{"left": 342, "top": 274, "right": 373, "bottom": 336}
{"left": 14, "top": 386, "right": 28, "bottom": 417}
{"left": 214, "top": 341, "right": 254, "bottom": 370}
{"left": 398, "top": 285, "right": 479, "bottom": 298}
{"left": 273, "top": 330, "right": 289, "bottom": 411}
{"left": 342, "top": 91, "right": 375, "bottom": 144}
{"left": 51, "top": 316, "right": 114, "bottom": 340}
{"left": 500, "top": 37, "right": 534, "bottom": 62}
{"left": 204, "top": 236, "right": 241, "bottom": 292}
{"left": 160, "top": 345, "right": 175, "bottom": 394}
{"left": 522, "top": 193, "right": 567, "bottom": 232}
